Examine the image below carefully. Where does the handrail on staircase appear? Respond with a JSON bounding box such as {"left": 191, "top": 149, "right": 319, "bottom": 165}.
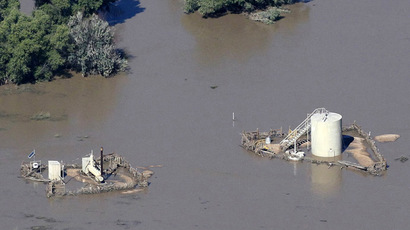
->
{"left": 279, "top": 108, "right": 328, "bottom": 149}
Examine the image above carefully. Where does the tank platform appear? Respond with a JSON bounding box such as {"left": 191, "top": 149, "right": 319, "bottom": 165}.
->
{"left": 20, "top": 152, "right": 154, "bottom": 197}
{"left": 241, "top": 123, "right": 388, "bottom": 176}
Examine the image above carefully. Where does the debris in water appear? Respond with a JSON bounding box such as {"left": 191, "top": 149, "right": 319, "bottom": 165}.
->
{"left": 394, "top": 156, "right": 408, "bottom": 163}
{"left": 31, "top": 112, "right": 51, "bottom": 121}
{"left": 148, "top": 164, "right": 163, "bottom": 168}
{"left": 121, "top": 188, "right": 145, "bottom": 194}
{"left": 76, "top": 135, "right": 89, "bottom": 141}
{"left": 142, "top": 170, "right": 154, "bottom": 178}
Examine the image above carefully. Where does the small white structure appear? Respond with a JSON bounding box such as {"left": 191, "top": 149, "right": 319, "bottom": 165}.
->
{"left": 48, "top": 161, "right": 62, "bottom": 181}
{"left": 30, "top": 160, "right": 41, "bottom": 170}
{"left": 311, "top": 112, "right": 342, "bottom": 157}
{"left": 82, "top": 156, "right": 91, "bottom": 173}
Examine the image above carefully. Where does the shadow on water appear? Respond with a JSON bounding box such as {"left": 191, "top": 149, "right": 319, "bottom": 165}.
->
{"left": 101, "top": 0, "right": 145, "bottom": 25}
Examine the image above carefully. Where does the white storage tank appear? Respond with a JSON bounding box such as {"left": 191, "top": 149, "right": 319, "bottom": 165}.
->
{"left": 48, "top": 161, "right": 62, "bottom": 181}
{"left": 311, "top": 112, "right": 342, "bottom": 157}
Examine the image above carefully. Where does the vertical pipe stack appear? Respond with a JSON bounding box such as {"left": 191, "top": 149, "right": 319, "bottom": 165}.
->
{"left": 100, "top": 147, "right": 104, "bottom": 179}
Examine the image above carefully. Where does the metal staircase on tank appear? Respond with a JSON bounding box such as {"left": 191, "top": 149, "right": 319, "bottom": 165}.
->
{"left": 280, "top": 108, "right": 329, "bottom": 151}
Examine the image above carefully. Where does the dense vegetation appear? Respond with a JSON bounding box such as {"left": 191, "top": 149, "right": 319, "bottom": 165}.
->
{"left": 183, "top": 0, "right": 295, "bottom": 17}
{"left": 0, "top": 0, "right": 126, "bottom": 85}
{"left": 35, "top": 0, "right": 116, "bottom": 24}
{"left": 68, "top": 12, "right": 127, "bottom": 77}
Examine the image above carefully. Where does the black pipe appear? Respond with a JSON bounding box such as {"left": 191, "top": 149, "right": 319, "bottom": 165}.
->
{"left": 100, "top": 147, "right": 104, "bottom": 178}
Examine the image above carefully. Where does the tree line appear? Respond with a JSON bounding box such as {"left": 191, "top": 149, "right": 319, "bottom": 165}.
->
{"left": 0, "top": 0, "right": 127, "bottom": 85}
{"left": 183, "top": 0, "right": 295, "bottom": 17}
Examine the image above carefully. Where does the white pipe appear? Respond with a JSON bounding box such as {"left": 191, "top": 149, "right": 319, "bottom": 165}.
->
{"left": 87, "top": 164, "right": 104, "bottom": 182}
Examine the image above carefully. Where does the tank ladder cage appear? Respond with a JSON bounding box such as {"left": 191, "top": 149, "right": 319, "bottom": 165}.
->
{"left": 279, "top": 108, "right": 329, "bottom": 151}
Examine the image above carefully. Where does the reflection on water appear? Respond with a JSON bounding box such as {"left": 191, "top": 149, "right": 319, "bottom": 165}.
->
{"left": 292, "top": 161, "right": 301, "bottom": 176}
{"left": 310, "top": 155, "right": 342, "bottom": 198}
{"left": 180, "top": 4, "right": 310, "bottom": 66}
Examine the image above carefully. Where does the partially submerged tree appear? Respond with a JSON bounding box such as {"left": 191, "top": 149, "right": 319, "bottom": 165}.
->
{"left": 183, "top": 0, "right": 295, "bottom": 19}
{"left": 248, "top": 7, "right": 290, "bottom": 24}
{"left": 67, "top": 11, "right": 127, "bottom": 77}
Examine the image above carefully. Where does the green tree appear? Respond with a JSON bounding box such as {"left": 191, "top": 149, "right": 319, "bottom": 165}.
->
{"left": 0, "top": 9, "right": 70, "bottom": 84}
{"left": 0, "top": 0, "right": 19, "bottom": 21}
{"left": 35, "top": 0, "right": 118, "bottom": 24}
{"left": 0, "top": 0, "right": 125, "bottom": 85}
{"left": 183, "top": 0, "right": 199, "bottom": 13}
{"left": 36, "top": 0, "right": 73, "bottom": 24}
{"left": 197, "top": 0, "right": 226, "bottom": 15}
{"left": 67, "top": 11, "right": 127, "bottom": 77}
{"left": 72, "top": 0, "right": 104, "bottom": 15}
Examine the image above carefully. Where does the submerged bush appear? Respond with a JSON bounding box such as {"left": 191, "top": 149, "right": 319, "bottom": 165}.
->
{"left": 31, "top": 111, "right": 51, "bottom": 120}
{"left": 67, "top": 12, "right": 127, "bottom": 77}
{"left": 249, "top": 7, "right": 287, "bottom": 24}
{"left": 183, "top": 0, "right": 200, "bottom": 13}
{"left": 183, "top": 0, "right": 295, "bottom": 17}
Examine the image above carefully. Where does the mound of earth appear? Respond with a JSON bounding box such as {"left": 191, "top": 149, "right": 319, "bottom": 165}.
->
{"left": 374, "top": 134, "right": 400, "bottom": 143}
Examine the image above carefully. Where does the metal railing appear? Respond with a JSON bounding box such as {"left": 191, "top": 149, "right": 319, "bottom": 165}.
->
{"left": 280, "top": 108, "right": 328, "bottom": 150}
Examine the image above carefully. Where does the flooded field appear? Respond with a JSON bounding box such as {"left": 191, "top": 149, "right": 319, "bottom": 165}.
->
{"left": 1, "top": 0, "right": 409, "bottom": 229}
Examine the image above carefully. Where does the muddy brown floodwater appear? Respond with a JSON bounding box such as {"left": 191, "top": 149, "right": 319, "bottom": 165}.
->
{"left": 1, "top": 0, "right": 410, "bottom": 229}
